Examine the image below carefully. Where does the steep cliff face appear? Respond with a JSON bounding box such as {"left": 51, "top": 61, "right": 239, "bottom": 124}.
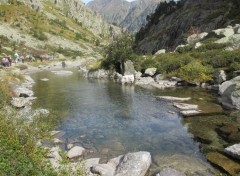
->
{"left": 134, "top": 0, "right": 240, "bottom": 54}
{"left": 88, "top": 0, "right": 169, "bottom": 33}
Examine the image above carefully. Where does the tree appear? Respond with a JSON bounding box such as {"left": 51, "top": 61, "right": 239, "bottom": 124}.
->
{"left": 102, "top": 34, "right": 134, "bottom": 74}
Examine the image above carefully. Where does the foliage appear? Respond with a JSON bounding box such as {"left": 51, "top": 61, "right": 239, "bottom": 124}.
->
{"left": 102, "top": 34, "right": 134, "bottom": 74}
{"left": 177, "top": 61, "right": 214, "bottom": 82}
{"left": 33, "top": 30, "right": 48, "bottom": 41}
{"left": 0, "top": 81, "right": 11, "bottom": 108}
{"left": 57, "top": 46, "right": 83, "bottom": 57}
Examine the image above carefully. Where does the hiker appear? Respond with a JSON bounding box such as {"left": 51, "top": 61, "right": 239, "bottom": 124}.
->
{"left": 2, "top": 57, "right": 9, "bottom": 67}
{"left": 20, "top": 55, "right": 25, "bottom": 63}
{"left": 14, "top": 52, "right": 19, "bottom": 63}
{"left": 62, "top": 61, "right": 66, "bottom": 68}
{"left": 7, "top": 55, "right": 12, "bottom": 66}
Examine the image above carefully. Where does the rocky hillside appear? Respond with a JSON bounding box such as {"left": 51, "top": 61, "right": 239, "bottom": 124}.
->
{"left": 0, "top": 0, "right": 120, "bottom": 57}
{"left": 134, "top": 0, "right": 240, "bottom": 54}
{"left": 87, "top": 0, "right": 169, "bottom": 33}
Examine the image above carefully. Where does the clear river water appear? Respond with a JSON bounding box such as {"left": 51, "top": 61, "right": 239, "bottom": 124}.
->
{"left": 31, "top": 69, "right": 223, "bottom": 175}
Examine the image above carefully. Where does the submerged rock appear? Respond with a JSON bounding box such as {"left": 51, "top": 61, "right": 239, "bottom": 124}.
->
{"left": 225, "top": 144, "right": 240, "bottom": 160}
{"left": 206, "top": 152, "right": 240, "bottom": 176}
{"left": 173, "top": 103, "right": 198, "bottom": 110}
{"left": 156, "top": 167, "right": 186, "bottom": 176}
{"left": 180, "top": 110, "right": 202, "bottom": 117}
{"left": 156, "top": 96, "right": 191, "bottom": 101}
{"left": 51, "top": 70, "right": 73, "bottom": 75}
{"left": 40, "top": 78, "right": 49, "bottom": 81}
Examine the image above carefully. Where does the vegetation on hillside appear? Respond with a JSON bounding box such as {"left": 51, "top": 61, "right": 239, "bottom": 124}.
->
{"left": 103, "top": 34, "right": 240, "bottom": 83}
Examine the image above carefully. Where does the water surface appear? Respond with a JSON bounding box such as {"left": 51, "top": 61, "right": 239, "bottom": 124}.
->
{"left": 32, "top": 70, "right": 217, "bottom": 174}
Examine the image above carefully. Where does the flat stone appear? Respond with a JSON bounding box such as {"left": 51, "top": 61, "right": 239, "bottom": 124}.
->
{"left": 206, "top": 152, "right": 240, "bottom": 175}
{"left": 51, "top": 70, "right": 73, "bottom": 75}
{"left": 135, "top": 77, "right": 155, "bottom": 85}
{"left": 180, "top": 110, "right": 202, "bottom": 117}
{"left": 67, "top": 146, "right": 85, "bottom": 159}
{"left": 224, "top": 144, "right": 240, "bottom": 160}
{"left": 156, "top": 167, "right": 186, "bottom": 176}
{"left": 156, "top": 96, "right": 191, "bottom": 101}
{"left": 40, "top": 78, "right": 49, "bottom": 81}
{"left": 53, "top": 138, "right": 64, "bottom": 144}
{"left": 173, "top": 103, "right": 198, "bottom": 110}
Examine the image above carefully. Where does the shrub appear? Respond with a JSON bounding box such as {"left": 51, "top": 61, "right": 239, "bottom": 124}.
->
{"left": 177, "top": 61, "right": 213, "bottom": 82}
{"left": 0, "top": 81, "right": 10, "bottom": 108}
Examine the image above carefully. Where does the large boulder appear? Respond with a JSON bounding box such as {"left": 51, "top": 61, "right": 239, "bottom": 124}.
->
{"left": 124, "top": 60, "right": 135, "bottom": 76}
{"left": 224, "top": 144, "right": 240, "bottom": 160}
{"left": 91, "top": 151, "right": 151, "bottom": 176}
{"left": 67, "top": 146, "right": 85, "bottom": 159}
{"left": 145, "top": 68, "right": 157, "bottom": 76}
{"left": 216, "top": 34, "right": 240, "bottom": 46}
{"left": 213, "top": 28, "right": 235, "bottom": 37}
{"left": 115, "top": 151, "right": 151, "bottom": 176}
{"left": 234, "top": 24, "right": 240, "bottom": 34}
{"left": 156, "top": 167, "right": 186, "bottom": 176}
{"left": 219, "top": 76, "right": 240, "bottom": 109}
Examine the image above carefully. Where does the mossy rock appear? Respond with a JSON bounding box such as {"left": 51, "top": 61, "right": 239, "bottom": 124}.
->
{"left": 218, "top": 124, "right": 239, "bottom": 136}
{"left": 228, "top": 132, "right": 240, "bottom": 143}
{"left": 206, "top": 152, "right": 240, "bottom": 176}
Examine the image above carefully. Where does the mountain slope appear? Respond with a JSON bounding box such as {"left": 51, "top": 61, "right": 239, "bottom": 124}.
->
{"left": 88, "top": 0, "right": 169, "bottom": 33}
{"left": 0, "top": 0, "right": 121, "bottom": 57}
{"left": 134, "top": 0, "right": 240, "bottom": 54}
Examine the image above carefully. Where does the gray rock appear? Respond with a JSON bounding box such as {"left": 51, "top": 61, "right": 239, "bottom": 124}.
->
{"left": 124, "top": 60, "right": 135, "bottom": 76}
{"left": 155, "top": 49, "right": 166, "bottom": 55}
{"left": 234, "top": 25, "right": 240, "bottom": 34}
{"left": 214, "top": 70, "right": 227, "bottom": 84}
{"left": 135, "top": 71, "right": 142, "bottom": 80}
{"left": 173, "top": 103, "right": 198, "bottom": 110}
{"left": 187, "top": 32, "right": 208, "bottom": 44}
{"left": 115, "top": 151, "right": 151, "bottom": 176}
{"left": 87, "top": 69, "right": 109, "bottom": 79}
{"left": 156, "top": 96, "right": 191, "bottom": 101}
{"left": 154, "top": 74, "right": 165, "bottom": 82}
{"left": 14, "top": 86, "right": 34, "bottom": 97}
{"left": 219, "top": 76, "right": 240, "bottom": 109}
{"left": 67, "top": 144, "right": 74, "bottom": 150}
{"left": 67, "top": 146, "right": 85, "bottom": 159}
{"left": 224, "top": 144, "right": 240, "bottom": 160}
{"left": 11, "top": 97, "right": 32, "bottom": 108}
{"left": 135, "top": 77, "right": 155, "bottom": 85}
{"left": 156, "top": 167, "right": 186, "bottom": 176}
{"left": 91, "top": 164, "right": 115, "bottom": 176}
{"left": 194, "top": 42, "right": 202, "bottom": 48}
{"left": 170, "top": 77, "right": 182, "bottom": 82}
{"left": 213, "top": 28, "right": 235, "bottom": 37}
{"left": 151, "top": 81, "right": 177, "bottom": 89}
{"left": 216, "top": 34, "right": 240, "bottom": 46}
{"left": 145, "top": 68, "right": 157, "bottom": 76}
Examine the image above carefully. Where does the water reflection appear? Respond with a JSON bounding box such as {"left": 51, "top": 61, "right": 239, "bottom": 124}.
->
{"left": 31, "top": 70, "right": 216, "bottom": 174}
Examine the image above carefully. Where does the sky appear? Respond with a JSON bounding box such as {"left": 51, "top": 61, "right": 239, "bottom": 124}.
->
{"left": 82, "top": 0, "right": 136, "bottom": 4}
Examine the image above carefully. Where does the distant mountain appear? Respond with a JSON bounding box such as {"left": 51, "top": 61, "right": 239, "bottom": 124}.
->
{"left": 134, "top": 0, "right": 240, "bottom": 53}
{"left": 87, "top": 0, "right": 169, "bottom": 33}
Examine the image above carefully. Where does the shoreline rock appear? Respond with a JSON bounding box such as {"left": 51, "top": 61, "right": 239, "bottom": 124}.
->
{"left": 156, "top": 96, "right": 191, "bottom": 101}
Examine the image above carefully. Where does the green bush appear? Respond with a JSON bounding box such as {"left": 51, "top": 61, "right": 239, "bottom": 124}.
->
{"left": 177, "top": 61, "right": 213, "bottom": 82}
